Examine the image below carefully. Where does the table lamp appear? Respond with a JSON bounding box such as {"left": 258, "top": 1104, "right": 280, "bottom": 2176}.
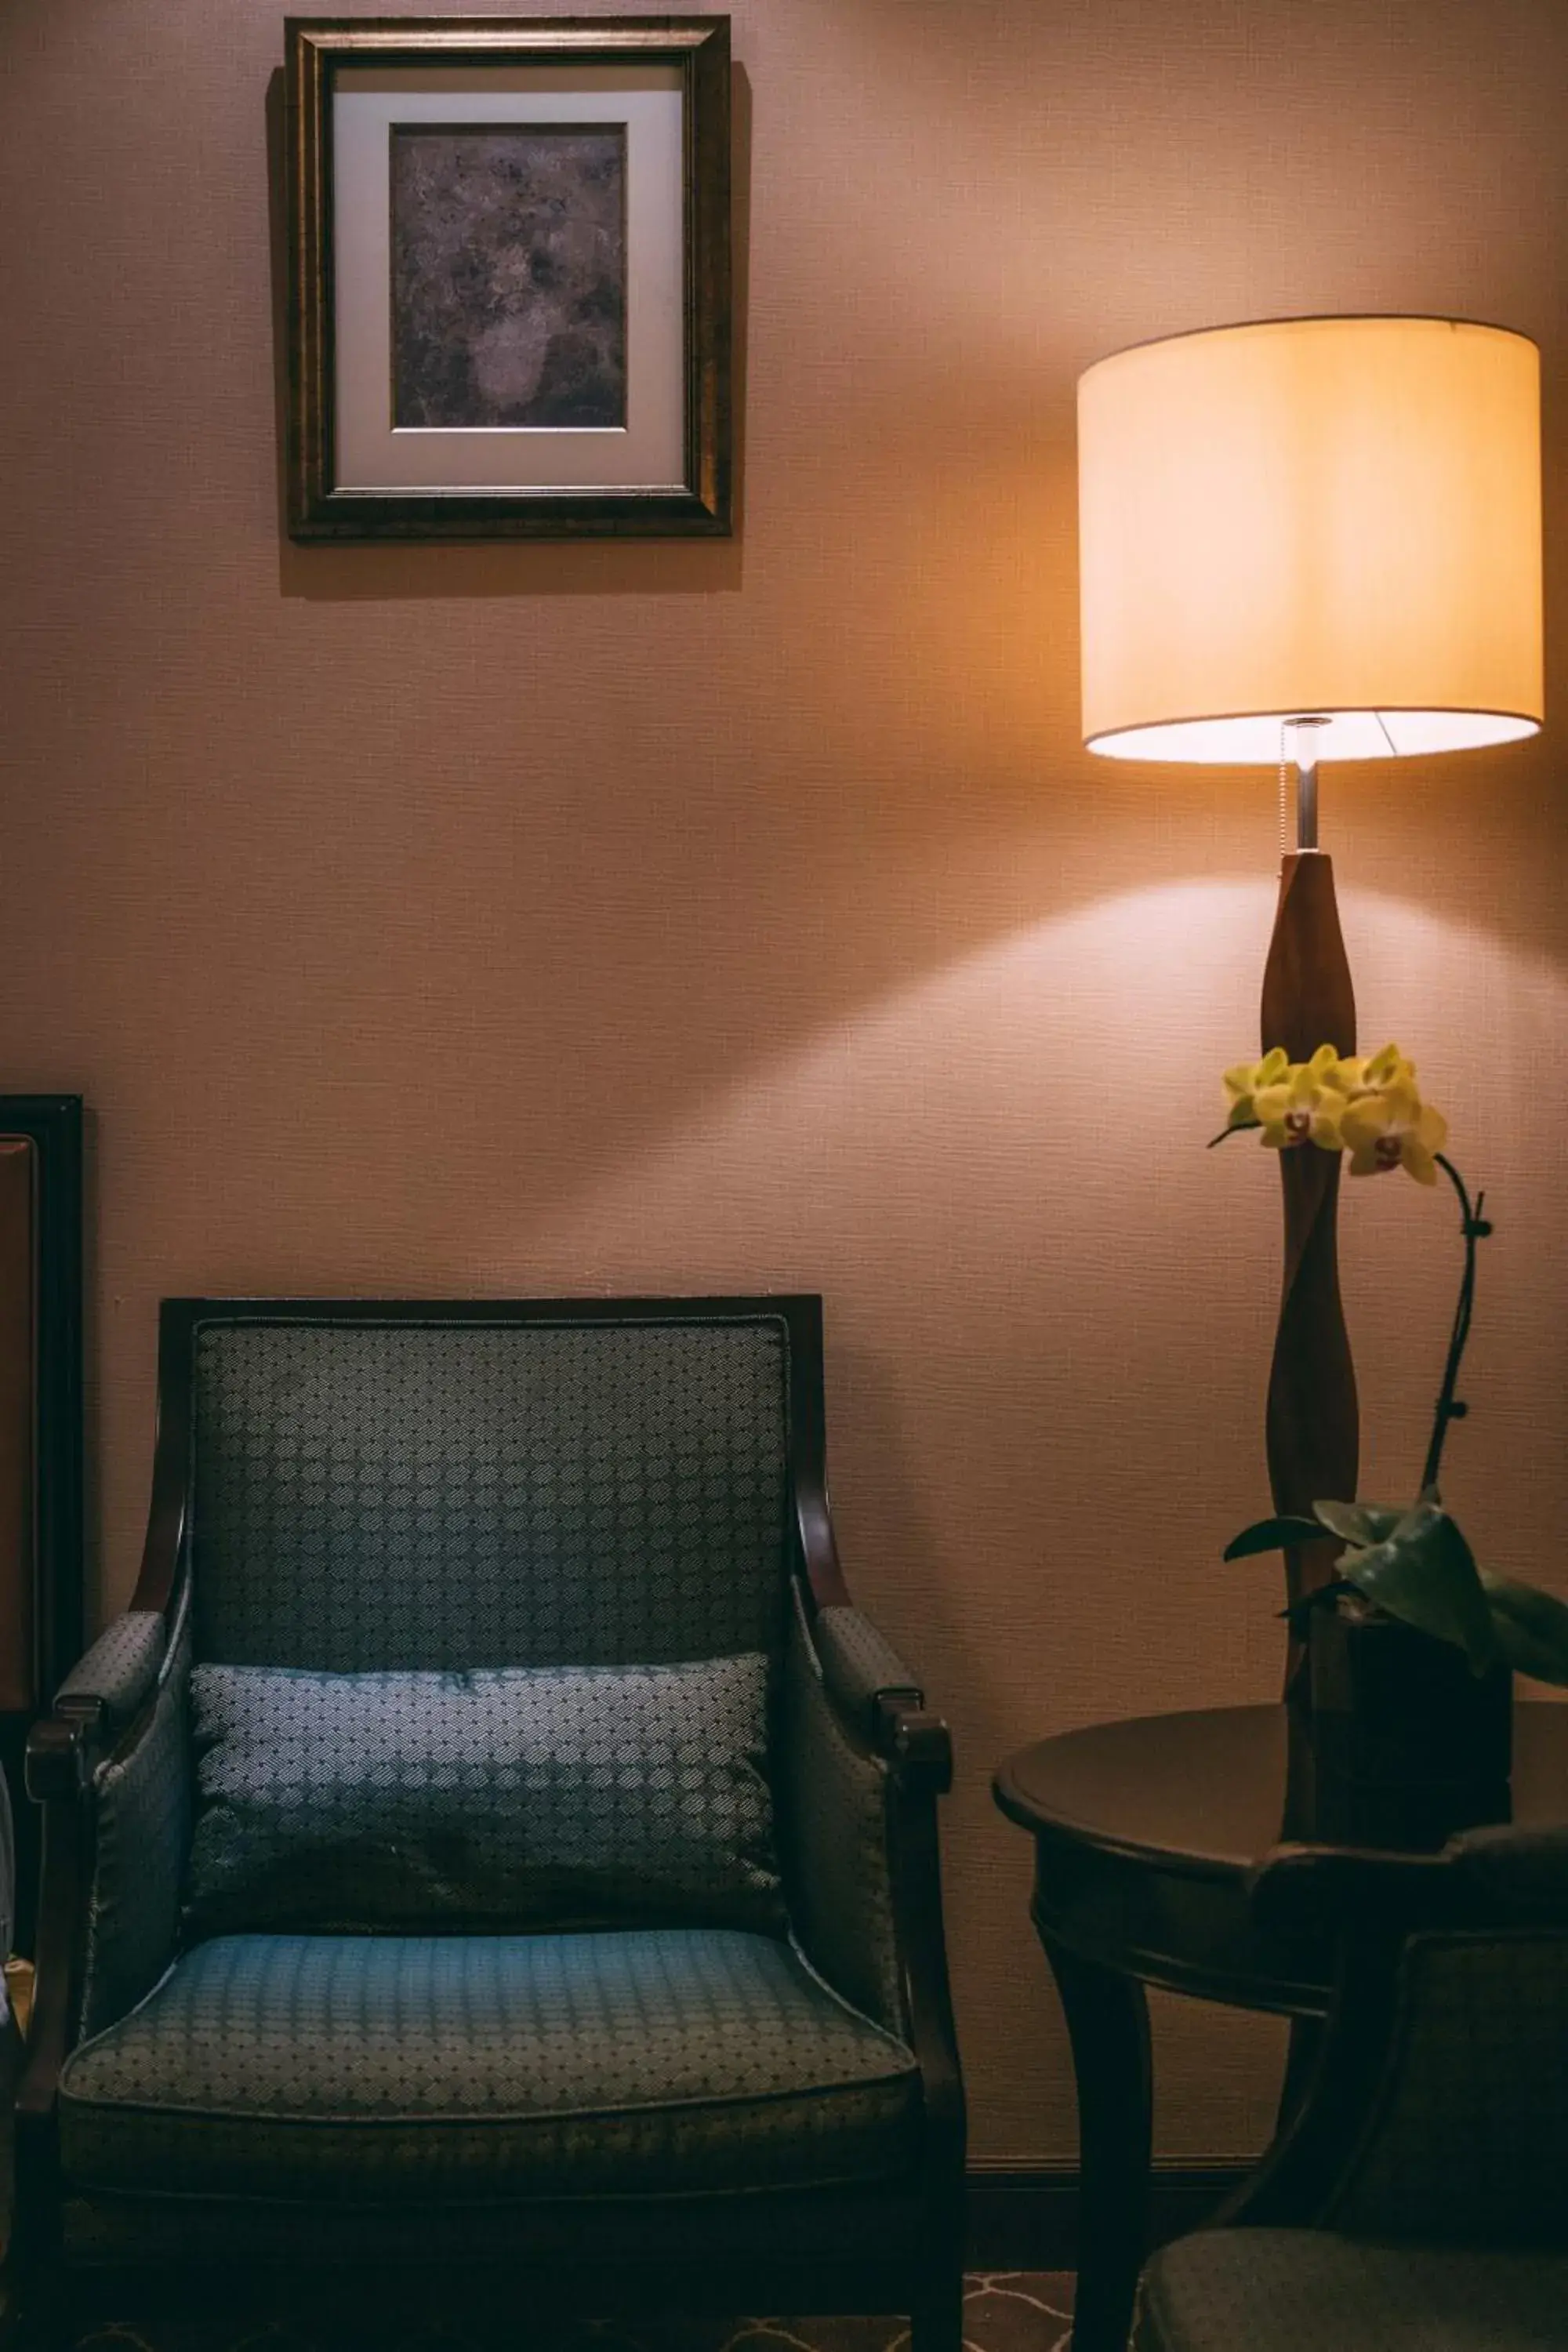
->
{"left": 1076, "top": 314, "right": 1544, "bottom": 1668}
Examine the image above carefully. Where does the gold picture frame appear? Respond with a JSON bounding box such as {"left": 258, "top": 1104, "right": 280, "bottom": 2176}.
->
{"left": 285, "top": 16, "right": 731, "bottom": 539}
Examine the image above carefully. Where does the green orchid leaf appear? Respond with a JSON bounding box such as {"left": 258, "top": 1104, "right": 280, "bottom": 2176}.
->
{"left": 1207, "top": 1122, "right": 1259, "bottom": 1149}
{"left": 1279, "top": 1578, "right": 1354, "bottom": 1634}
{"left": 1224, "top": 1515, "right": 1330, "bottom": 1562}
{"left": 1481, "top": 1573, "right": 1568, "bottom": 1690}
{"left": 1337, "top": 1503, "right": 1498, "bottom": 1674}
{"left": 1312, "top": 1498, "right": 1405, "bottom": 1547}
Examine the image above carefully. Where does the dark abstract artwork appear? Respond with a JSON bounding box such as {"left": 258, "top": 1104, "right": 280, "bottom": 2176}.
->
{"left": 390, "top": 125, "right": 627, "bottom": 430}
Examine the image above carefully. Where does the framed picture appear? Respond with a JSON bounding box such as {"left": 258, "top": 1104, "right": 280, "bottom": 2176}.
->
{"left": 285, "top": 16, "right": 731, "bottom": 539}
{"left": 0, "top": 1095, "right": 82, "bottom": 1955}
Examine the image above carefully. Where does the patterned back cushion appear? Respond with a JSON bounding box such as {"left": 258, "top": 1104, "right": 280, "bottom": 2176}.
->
{"left": 1331, "top": 1929, "right": 1568, "bottom": 2247}
{"left": 184, "top": 1657, "right": 784, "bottom": 1937}
{"left": 190, "top": 1319, "right": 789, "bottom": 1671}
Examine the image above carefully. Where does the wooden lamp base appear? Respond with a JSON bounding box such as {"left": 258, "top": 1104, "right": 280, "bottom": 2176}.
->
{"left": 1261, "top": 851, "right": 1359, "bottom": 1695}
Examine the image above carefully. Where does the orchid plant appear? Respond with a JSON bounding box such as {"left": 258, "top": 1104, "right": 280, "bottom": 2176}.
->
{"left": 1213, "top": 1043, "right": 1568, "bottom": 1687}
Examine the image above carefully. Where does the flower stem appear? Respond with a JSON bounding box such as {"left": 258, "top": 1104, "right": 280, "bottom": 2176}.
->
{"left": 1420, "top": 1155, "right": 1490, "bottom": 1497}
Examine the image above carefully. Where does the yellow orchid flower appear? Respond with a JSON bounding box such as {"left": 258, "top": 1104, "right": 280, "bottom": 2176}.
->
{"left": 1253, "top": 1044, "right": 1350, "bottom": 1153}
{"left": 1221, "top": 1046, "right": 1289, "bottom": 1131}
{"left": 1341, "top": 1080, "right": 1448, "bottom": 1185}
{"left": 1341, "top": 1043, "right": 1418, "bottom": 1100}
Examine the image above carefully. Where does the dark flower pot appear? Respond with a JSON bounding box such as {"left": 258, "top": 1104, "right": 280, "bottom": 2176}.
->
{"left": 1305, "top": 1602, "right": 1512, "bottom": 1849}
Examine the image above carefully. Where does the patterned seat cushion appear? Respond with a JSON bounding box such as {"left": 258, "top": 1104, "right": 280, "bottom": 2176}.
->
{"left": 1137, "top": 2229, "right": 1568, "bottom": 2352}
{"left": 58, "top": 1928, "right": 921, "bottom": 2205}
{"left": 184, "top": 1656, "right": 783, "bottom": 1936}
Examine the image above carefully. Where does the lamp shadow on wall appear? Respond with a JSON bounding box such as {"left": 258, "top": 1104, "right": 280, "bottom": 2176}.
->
{"left": 459, "top": 789, "right": 1566, "bottom": 1237}
{"left": 488, "top": 862, "right": 1568, "bottom": 1673}
{"left": 491, "top": 857, "right": 1567, "bottom": 1358}
{"left": 263, "top": 68, "right": 752, "bottom": 603}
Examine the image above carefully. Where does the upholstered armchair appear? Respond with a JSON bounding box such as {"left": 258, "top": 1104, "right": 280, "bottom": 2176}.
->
{"left": 16, "top": 1297, "right": 964, "bottom": 2342}
{"left": 1137, "top": 1826, "right": 1568, "bottom": 2351}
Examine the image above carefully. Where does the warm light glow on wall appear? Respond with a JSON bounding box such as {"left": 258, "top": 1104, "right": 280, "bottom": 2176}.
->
{"left": 1078, "top": 315, "right": 1544, "bottom": 763}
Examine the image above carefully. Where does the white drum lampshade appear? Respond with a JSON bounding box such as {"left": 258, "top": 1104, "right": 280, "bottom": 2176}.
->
{"left": 1077, "top": 315, "right": 1544, "bottom": 764}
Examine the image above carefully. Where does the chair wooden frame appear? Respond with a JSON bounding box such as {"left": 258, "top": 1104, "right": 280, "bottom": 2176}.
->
{"left": 1127, "top": 1825, "right": 1568, "bottom": 2352}
{"left": 1209, "top": 1834, "right": 1568, "bottom": 2238}
{"left": 16, "top": 1294, "right": 966, "bottom": 2344}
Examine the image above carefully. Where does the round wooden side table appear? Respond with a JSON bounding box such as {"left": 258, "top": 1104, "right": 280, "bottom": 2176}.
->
{"left": 993, "top": 1701, "right": 1568, "bottom": 2352}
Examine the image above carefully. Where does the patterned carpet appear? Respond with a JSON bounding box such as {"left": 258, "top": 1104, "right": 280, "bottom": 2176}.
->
{"left": 54, "top": 2275, "right": 1076, "bottom": 2352}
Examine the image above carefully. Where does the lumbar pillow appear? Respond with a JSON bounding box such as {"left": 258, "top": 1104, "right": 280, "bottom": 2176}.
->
{"left": 184, "top": 1655, "right": 782, "bottom": 1937}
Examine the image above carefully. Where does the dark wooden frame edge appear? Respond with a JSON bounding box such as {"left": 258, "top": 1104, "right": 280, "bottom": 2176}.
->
{"left": 0, "top": 1095, "right": 83, "bottom": 1958}
{"left": 285, "top": 16, "right": 733, "bottom": 540}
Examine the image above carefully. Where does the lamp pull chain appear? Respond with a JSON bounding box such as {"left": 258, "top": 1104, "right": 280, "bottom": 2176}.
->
{"left": 1278, "top": 724, "right": 1291, "bottom": 857}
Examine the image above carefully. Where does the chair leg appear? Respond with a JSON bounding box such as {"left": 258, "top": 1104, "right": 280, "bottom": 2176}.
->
{"left": 910, "top": 2252, "right": 967, "bottom": 2352}
{"left": 11, "top": 2263, "right": 73, "bottom": 2352}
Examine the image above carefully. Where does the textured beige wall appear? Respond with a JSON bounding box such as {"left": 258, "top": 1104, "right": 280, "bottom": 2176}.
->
{"left": 2, "top": 0, "right": 1566, "bottom": 2164}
